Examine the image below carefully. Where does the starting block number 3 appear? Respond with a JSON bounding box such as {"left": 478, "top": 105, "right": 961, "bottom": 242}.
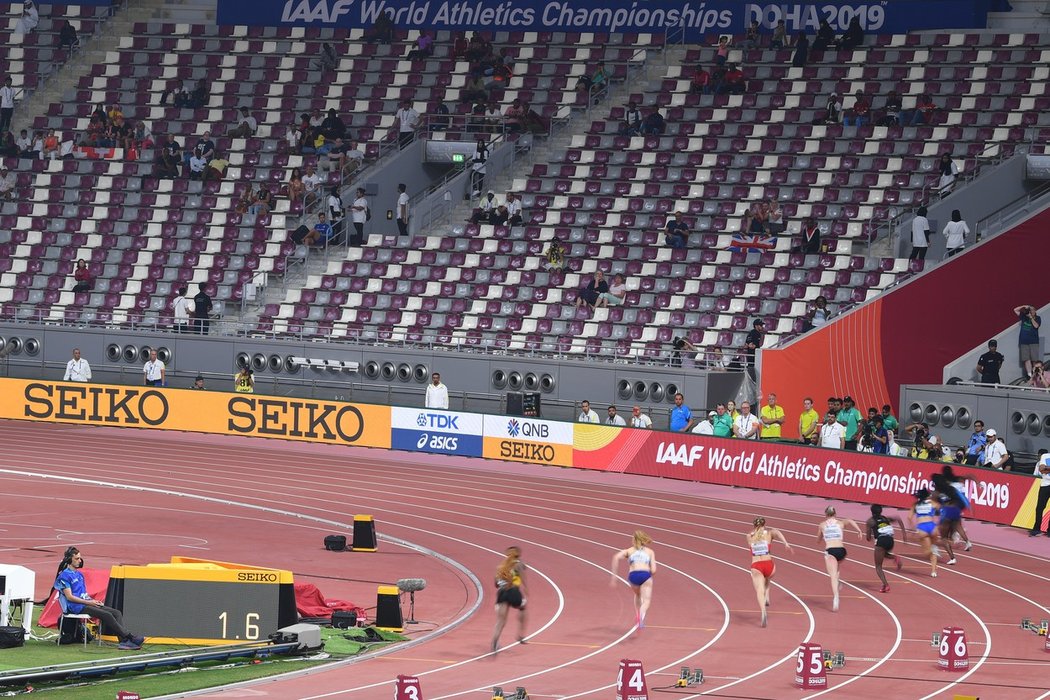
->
{"left": 394, "top": 675, "right": 422, "bottom": 700}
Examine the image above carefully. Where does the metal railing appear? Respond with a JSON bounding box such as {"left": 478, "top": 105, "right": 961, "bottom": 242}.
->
{"left": 974, "top": 180, "right": 1050, "bottom": 241}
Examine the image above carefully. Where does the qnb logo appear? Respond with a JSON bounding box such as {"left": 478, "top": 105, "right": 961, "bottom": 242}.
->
{"left": 417, "top": 413, "right": 460, "bottom": 430}
{"left": 506, "top": 418, "right": 521, "bottom": 437}
{"left": 281, "top": 0, "right": 357, "bottom": 23}
{"left": 416, "top": 433, "right": 459, "bottom": 451}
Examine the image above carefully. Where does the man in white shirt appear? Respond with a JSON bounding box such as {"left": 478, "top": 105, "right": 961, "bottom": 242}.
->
{"left": 1030, "top": 451, "right": 1050, "bottom": 537}
{"left": 605, "top": 405, "right": 626, "bottom": 426}
{"left": 733, "top": 401, "right": 761, "bottom": 439}
{"left": 302, "top": 164, "right": 321, "bottom": 205}
{"left": 981, "top": 428, "right": 1011, "bottom": 470}
{"left": 0, "top": 167, "right": 14, "bottom": 200}
{"left": 578, "top": 400, "right": 600, "bottom": 424}
{"left": 143, "top": 349, "right": 165, "bottom": 387}
{"left": 0, "top": 77, "right": 14, "bottom": 135}
{"left": 350, "top": 186, "right": 368, "bottom": 245}
{"left": 228, "top": 107, "right": 258, "bottom": 139}
{"left": 172, "top": 285, "right": 191, "bottom": 332}
{"left": 692, "top": 410, "right": 716, "bottom": 435}
{"left": 630, "top": 405, "right": 652, "bottom": 429}
{"left": 909, "top": 205, "right": 930, "bottom": 261}
{"left": 63, "top": 348, "right": 92, "bottom": 382}
{"left": 819, "top": 411, "right": 845, "bottom": 449}
{"left": 396, "top": 183, "right": 409, "bottom": 237}
{"left": 424, "top": 372, "right": 449, "bottom": 410}
{"left": 395, "top": 99, "right": 419, "bottom": 149}
{"left": 505, "top": 192, "right": 523, "bottom": 226}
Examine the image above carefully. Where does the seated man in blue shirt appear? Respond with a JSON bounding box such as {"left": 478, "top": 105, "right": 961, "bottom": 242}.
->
{"left": 301, "top": 212, "right": 334, "bottom": 246}
{"left": 665, "top": 212, "right": 690, "bottom": 249}
{"left": 54, "top": 547, "right": 145, "bottom": 650}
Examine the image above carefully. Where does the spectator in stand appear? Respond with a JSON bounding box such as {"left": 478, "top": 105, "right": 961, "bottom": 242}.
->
{"left": 759, "top": 393, "right": 785, "bottom": 440}
{"left": 395, "top": 99, "right": 419, "bottom": 148}
{"left": 394, "top": 182, "right": 410, "bottom": 236}
{"left": 188, "top": 79, "right": 208, "bottom": 108}
{"left": 619, "top": 101, "right": 643, "bottom": 136}
{"left": 717, "top": 64, "right": 747, "bottom": 94}
{"left": 743, "top": 20, "right": 761, "bottom": 49}
{"left": 578, "top": 399, "right": 600, "bottom": 424}
{"left": 429, "top": 101, "right": 451, "bottom": 132}
{"left": 406, "top": 30, "right": 434, "bottom": 60}
{"left": 505, "top": 192, "right": 523, "bottom": 226}
{"left": 285, "top": 118, "right": 303, "bottom": 154}
{"left": 641, "top": 109, "right": 665, "bottom": 136}
{"left": 70, "top": 259, "right": 93, "bottom": 292}
{"left": 470, "top": 191, "right": 499, "bottom": 224}
{"left": 690, "top": 66, "right": 711, "bottom": 95}
{"left": 470, "top": 139, "right": 488, "bottom": 196}
{"left": 576, "top": 271, "right": 609, "bottom": 311}
{"left": 982, "top": 428, "right": 1012, "bottom": 470}
{"left": 906, "top": 93, "right": 937, "bottom": 125}
{"left": 302, "top": 164, "right": 322, "bottom": 206}
{"left": 811, "top": 20, "right": 835, "bottom": 53}
{"left": 771, "top": 20, "right": 789, "bottom": 49}
{"left": 803, "top": 296, "right": 831, "bottom": 331}
{"left": 14, "top": 0, "right": 38, "bottom": 35}
{"left": 799, "top": 397, "right": 820, "bottom": 444}
{"left": 943, "top": 209, "right": 969, "bottom": 256}
{"left": 350, "top": 187, "right": 368, "bottom": 245}
{"left": 319, "top": 109, "right": 347, "bottom": 142}
{"left": 365, "top": 11, "right": 394, "bottom": 44}
{"left": 839, "top": 17, "right": 864, "bottom": 50}
{"left": 133, "top": 121, "right": 153, "bottom": 151}
{"left": 0, "top": 78, "right": 15, "bottom": 136}
{"left": 692, "top": 411, "right": 715, "bottom": 435}
{"left": 743, "top": 318, "right": 765, "bottom": 379}
{"left": 16, "top": 129, "right": 32, "bottom": 156}
{"left": 791, "top": 32, "right": 810, "bottom": 67}
{"left": 842, "top": 90, "right": 870, "bottom": 126}
{"left": 193, "top": 283, "right": 213, "bottom": 335}
{"left": 0, "top": 166, "right": 14, "bottom": 200}
{"left": 794, "top": 216, "right": 822, "bottom": 253}
{"left": 704, "top": 345, "right": 730, "bottom": 370}
{"left": 577, "top": 61, "right": 609, "bottom": 99}
{"left": 451, "top": 31, "right": 469, "bottom": 60}
{"left": 483, "top": 101, "right": 502, "bottom": 133}
{"left": 670, "top": 392, "right": 695, "bottom": 432}
{"left": 819, "top": 411, "right": 845, "bottom": 448}
{"left": 187, "top": 146, "right": 207, "bottom": 180}
{"left": 522, "top": 102, "right": 547, "bottom": 135}
{"left": 711, "top": 403, "right": 733, "bottom": 437}
{"left": 734, "top": 401, "right": 761, "bottom": 440}
{"left": 964, "top": 420, "right": 987, "bottom": 465}
{"left": 1030, "top": 361, "right": 1050, "bottom": 389}
{"left": 937, "top": 154, "right": 959, "bottom": 193}
{"left": 1015, "top": 304, "right": 1042, "bottom": 380}
{"left": 749, "top": 200, "right": 772, "bottom": 237}
{"left": 869, "top": 415, "right": 889, "bottom": 454}
{"left": 0, "top": 130, "right": 15, "bottom": 158}
{"left": 878, "top": 90, "right": 903, "bottom": 127}
{"left": 597, "top": 273, "right": 627, "bottom": 308}
{"left": 837, "top": 396, "right": 863, "bottom": 451}
{"left": 58, "top": 20, "right": 80, "bottom": 50}
{"left": 631, "top": 406, "right": 653, "bottom": 429}
{"left": 326, "top": 187, "right": 345, "bottom": 240}
{"left": 465, "top": 32, "right": 490, "bottom": 62}
{"left": 881, "top": 405, "right": 899, "bottom": 434}
{"left": 327, "top": 137, "right": 363, "bottom": 174}
{"left": 462, "top": 73, "right": 488, "bottom": 105}
{"left": 606, "top": 405, "right": 627, "bottom": 427}
{"left": 503, "top": 99, "right": 525, "bottom": 133}
{"left": 714, "top": 35, "right": 730, "bottom": 66}
{"left": 544, "top": 238, "right": 565, "bottom": 270}
{"left": 665, "top": 211, "right": 690, "bottom": 249}
{"left": 228, "top": 107, "right": 257, "bottom": 139}
{"left": 235, "top": 186, "right": 254, "bottom": 215}
{"left": 909, "top": 206, "right": 931, "bottom": 260}
{"left": 300, "top": 212, "right": 334, "bottom": 247}
{"left": 766, "top": 198, "right": 784, "bottom": 233}
{"left": 820, "top": 92, "right": 841, "bottom": 124}
{"left": 314, "top": 42, "right": 338, "bottom": 73}
{"left": 42, "top": 129, "right": 60, "bottom": 159}
{"left": 287, "top": 167, "right": 305, "bottom": 202}
{"left": 172, "top": 285, "right": 190, "bottom": 332}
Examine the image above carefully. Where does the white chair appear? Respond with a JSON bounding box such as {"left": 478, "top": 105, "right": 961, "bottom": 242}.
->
{"left": 54, "top": 593, "right": 102, "bottom": 648}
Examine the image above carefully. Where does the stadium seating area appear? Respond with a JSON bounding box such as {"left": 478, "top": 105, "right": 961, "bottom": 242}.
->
{"left": 3, "top": 18, "right": 1050, "bottom": 358}
{"left": 2, "top": 3, "right": 112, "bottom": 94}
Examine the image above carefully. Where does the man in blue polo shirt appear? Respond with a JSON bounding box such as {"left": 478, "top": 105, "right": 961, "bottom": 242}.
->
{"left": 670, "top": 392, "right": 695, "bottom": 432}
{"left": 54, "top": 547, "right": 145, "bottom": 650}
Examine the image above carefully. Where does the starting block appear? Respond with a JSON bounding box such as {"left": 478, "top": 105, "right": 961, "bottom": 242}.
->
{"left": 931, "top": 632, "right": 942, "bottom": 648}
{"left": 512, "top": 688, "right": 528, "bottom": 700}
{"left": 493, "top": 688, "right": 526, "bottom": 700}
{"left": 1021, "top": 617, "right": 1050, "bottom": 636}
{"left": 674, "top": 667, "right": 705, "bottom": 687}
{"left": 821, "top": 650, "right": 846, "bottom": 670}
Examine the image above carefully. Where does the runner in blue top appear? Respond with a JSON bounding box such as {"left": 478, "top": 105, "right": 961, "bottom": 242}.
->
{"left": 909, "top": 488, "right": 941, "bottom": 577}
{"left": 610, "top": 530, "right": 657, "bottom": 629}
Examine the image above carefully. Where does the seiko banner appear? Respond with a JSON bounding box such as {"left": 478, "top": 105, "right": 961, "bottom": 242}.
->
{"left": 482, "top": 415, "right": 573, "bottom": 466}
{"left": 216, "top": 1, "right": 990, "bottom": 37}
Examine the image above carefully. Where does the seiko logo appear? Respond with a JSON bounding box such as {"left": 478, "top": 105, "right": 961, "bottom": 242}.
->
{"left": 237, "top": 572, "right": 278, "bottom": 582}
{"left": 281, "top": 0, "right": 356, "bottom": 23}
{"left": 655, "top": 442, "right": 705, "bottom": 467}
{"left": 24, "top": 383, "right": 169, "bottom": 425}
{"left": 227, "top": 397, "right": 364, "bottom": 443}
{"left": 499, "top": 440, "right": 556, "bottom": 463}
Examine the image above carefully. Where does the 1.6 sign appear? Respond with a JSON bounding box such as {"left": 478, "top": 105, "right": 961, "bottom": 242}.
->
{"left": 616, "top": 659, "right": 649, "bottom": 700}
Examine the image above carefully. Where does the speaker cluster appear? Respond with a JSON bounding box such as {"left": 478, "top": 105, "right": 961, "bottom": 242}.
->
{"left": 233, "top": 352, "right": 309, "bottom": 374}
{"left": 362, "top": 361, "right": 430, "bottom": 383}
{"left": 617, "top": 379, "right": 680, "bottom": 403}
{"left": 490, "top": 369, "right": 556, "bottom": 393}
{"left": 907, "top": 402, "right": 973, "bottom": 430}
{"left": 105, "top": 344, "right": 172, "bottom": 364}
{"left": 0, "top": 336, "right": 41, "bottom": 357}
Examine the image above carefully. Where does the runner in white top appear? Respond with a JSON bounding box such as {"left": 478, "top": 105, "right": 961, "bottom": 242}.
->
{"left": 746, "top": 517, "right": 792, "bottom": 627}
{"left": 63, "top": 348, "right": 91, "bottom": 382}
{"left": 610, "top": 530, "right": 657, "bottom": 629}
{"left": 816, "top": 506, "right": 863, "bottom": 611}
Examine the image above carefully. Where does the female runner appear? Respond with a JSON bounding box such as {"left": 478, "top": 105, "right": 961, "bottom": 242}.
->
{"left": 491, "top": 546, "right": 527, "bottom": 653}
{"left": 864, "top": 504, "right": 906, "bottom": 592}
{"left": 931, "top": 473, "right": 965, "bottom": 566}
{"left": 610, "top": 530, "right": 657, "bottom": 628}
{"left": 816, "top": 506, "right": 864, "bottom": 611}
{"left": 910, "top": 488, "right": 941, "bottom": 577}
{"left": 941, "top": 465, "right": 974, "bottom": 551}
{"left": 746, "top": 517, "right": 792, "bottom": 627}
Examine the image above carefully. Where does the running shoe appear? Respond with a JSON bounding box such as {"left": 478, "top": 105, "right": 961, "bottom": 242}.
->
{"left": 931, "top": 545, "right": 942, "bottom": 559}
{"left": 963, "top": 541, "right": 973, "bottom": 551}
{"left": 880, "top": 584, "right": 890, "bottom": 593}
{"left": 832, "top": 595, "right": 839, "bottom": 612}
{"left": 946, "top": 558, "right": 957, "bottom": 565}
{"left": 1030, "top": 531, "right": 1042, "bottom": 537}
{"left": 931, "top": 571, "right": 938, "bottom": 578}
{"left": 118, "top": 641, "right": 141, "bottom": 651}
{"left": 129, "top": 635, "right": 145, "bottom": 647}
{"left": 895, "top": 556, "right": 903, "bottom": 571}
{"left": 761, "top": 609, "right": 767, "bottom": 628}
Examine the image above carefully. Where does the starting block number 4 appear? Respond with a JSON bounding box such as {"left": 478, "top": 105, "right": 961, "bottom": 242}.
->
{"left": 394, "top": 675, "right": 423, "bottom": 700}
{"left": 616, "top": 659, "right": 649, "bottom": 700}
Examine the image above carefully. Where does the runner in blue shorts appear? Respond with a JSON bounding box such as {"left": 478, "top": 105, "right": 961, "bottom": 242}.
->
{"left": 910, "top": 488, "right": 941, "bottom": 577}
{"left": 611, "top": 530, "right": 656, "bottom": 628}
{"left": 932, "top": 472, "right": 965, "bottom": 566}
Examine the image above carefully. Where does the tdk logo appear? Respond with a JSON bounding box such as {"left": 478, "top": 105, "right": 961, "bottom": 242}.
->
{"left": 506, "top": 419, "right": 521, "bottom": 437}
{"left": 416, "top": 433, "right": 459, "bottom": 451}
{"left": 281, "top": 0, "right": 356, "bottom": 23}
{"left": 417, "top": 413, "right": 459, "bottom": 430}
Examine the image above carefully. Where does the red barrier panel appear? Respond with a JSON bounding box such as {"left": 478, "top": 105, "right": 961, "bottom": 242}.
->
{"left": 573, "top": 426, "right": 1040, "bottom": 527}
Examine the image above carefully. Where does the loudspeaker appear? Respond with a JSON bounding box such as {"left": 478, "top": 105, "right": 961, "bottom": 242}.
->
{"left": 331, "top": 610, "right": 357, "bottom": 629}
{"left": 374, "top": 586, "right": 403, "bottom": 632}
{"left": 351, "top": 515, "right": 377, "bottom": 551}
{"left": 324, "top": 535, "right": 347, "bottom": 551}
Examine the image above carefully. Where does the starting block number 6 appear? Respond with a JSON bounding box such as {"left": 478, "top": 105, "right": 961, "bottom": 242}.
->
{"left": 939, "top": 634, "right": 967, "bottom": 659}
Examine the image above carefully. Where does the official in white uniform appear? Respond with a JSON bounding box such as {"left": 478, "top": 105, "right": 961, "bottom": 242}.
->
{"left": 425, "top": 372, "right": 449, "bottom": 410}
{"left": 143, "top": 349, "right": 165, "bottom": 387}
{"left": 63, "top": 348, "right": 92, "bottom": 382}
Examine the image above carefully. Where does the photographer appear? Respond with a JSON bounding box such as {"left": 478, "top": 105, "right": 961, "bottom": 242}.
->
{"left": 904, "top": 421, "right": 932, "bottom": 458}
{"left": 671, "top": 336, "right": 699, "bottom": 368}
{"left": 1029, "top": 361, "right": 1050, "bottom": 389}
{"left": 1014, "top": 304, "right": 1042, "bottom": 380}
{"left": 234, "top": 367, "right": 254, "bottom": 393}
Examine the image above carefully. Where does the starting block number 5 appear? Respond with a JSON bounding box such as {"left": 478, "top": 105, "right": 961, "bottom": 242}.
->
{"left": 616, "top": 659, "right": 649, "bottom": 700}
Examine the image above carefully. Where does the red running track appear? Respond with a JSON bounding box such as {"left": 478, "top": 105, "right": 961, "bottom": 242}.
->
{"left": 1, "top": 420, "right": 1049, "bottom": 700}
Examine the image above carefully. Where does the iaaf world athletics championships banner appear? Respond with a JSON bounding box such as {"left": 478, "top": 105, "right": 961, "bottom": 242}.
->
{"left": 216, "top": 1, "right": 991, "bottom": 38}
{"left": 573, "top": 425, "right": 1043, "bottom": 529}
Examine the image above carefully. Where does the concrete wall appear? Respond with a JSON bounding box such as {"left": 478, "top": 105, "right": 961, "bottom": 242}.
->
{"left": 0, "top": 323, "right": 742, "bottom": 428}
